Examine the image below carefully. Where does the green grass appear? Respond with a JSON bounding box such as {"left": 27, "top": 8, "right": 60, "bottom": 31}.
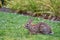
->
{"left": 0, "top": 12, "right": 60, "bottom": 40}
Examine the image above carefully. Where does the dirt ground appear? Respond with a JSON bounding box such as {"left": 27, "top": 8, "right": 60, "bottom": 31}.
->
{"left": 0, "top": 7, "right": 60, "bottom": 21}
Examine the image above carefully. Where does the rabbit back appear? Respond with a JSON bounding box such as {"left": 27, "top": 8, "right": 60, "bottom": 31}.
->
{"left": 39, "top": 22, "right": 52, "bottom": 34}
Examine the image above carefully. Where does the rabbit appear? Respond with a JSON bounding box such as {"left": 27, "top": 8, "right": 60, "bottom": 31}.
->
{"left": 25, "top": 18, "right": 54, "bottom": 34}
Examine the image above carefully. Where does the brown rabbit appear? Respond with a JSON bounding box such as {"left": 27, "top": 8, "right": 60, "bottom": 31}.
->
{"left": 25, "top": 18, "right": 54, "bottom": 34}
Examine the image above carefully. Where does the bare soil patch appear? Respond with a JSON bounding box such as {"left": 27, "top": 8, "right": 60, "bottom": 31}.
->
{"left": 0, "top": 7, "right": 60, "bottom": 21}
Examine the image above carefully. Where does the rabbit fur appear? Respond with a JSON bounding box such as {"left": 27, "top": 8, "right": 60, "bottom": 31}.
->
{"left": 25, "top": 18, "right": 54, "bottom": 34}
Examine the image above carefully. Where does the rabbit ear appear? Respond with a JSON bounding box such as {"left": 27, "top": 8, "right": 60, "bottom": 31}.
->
{"left": 27, "top": 18, "right": 33, "bottom": 24}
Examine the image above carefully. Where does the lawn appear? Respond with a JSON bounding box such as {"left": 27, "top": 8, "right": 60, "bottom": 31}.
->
{"left": 0, "top": 12, "right": 60, "bottom": 40}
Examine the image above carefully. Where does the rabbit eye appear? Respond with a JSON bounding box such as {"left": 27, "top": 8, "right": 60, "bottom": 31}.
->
{"left": 27, "top": 24, "right": 29, "bottom": 25}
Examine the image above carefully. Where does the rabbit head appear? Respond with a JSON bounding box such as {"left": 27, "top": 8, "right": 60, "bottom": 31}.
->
{"left": 25, "top": 18, "right": 33, "bottom": 29}
{"left": 25, "top": 18, "right": 41, "bottom": 34}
